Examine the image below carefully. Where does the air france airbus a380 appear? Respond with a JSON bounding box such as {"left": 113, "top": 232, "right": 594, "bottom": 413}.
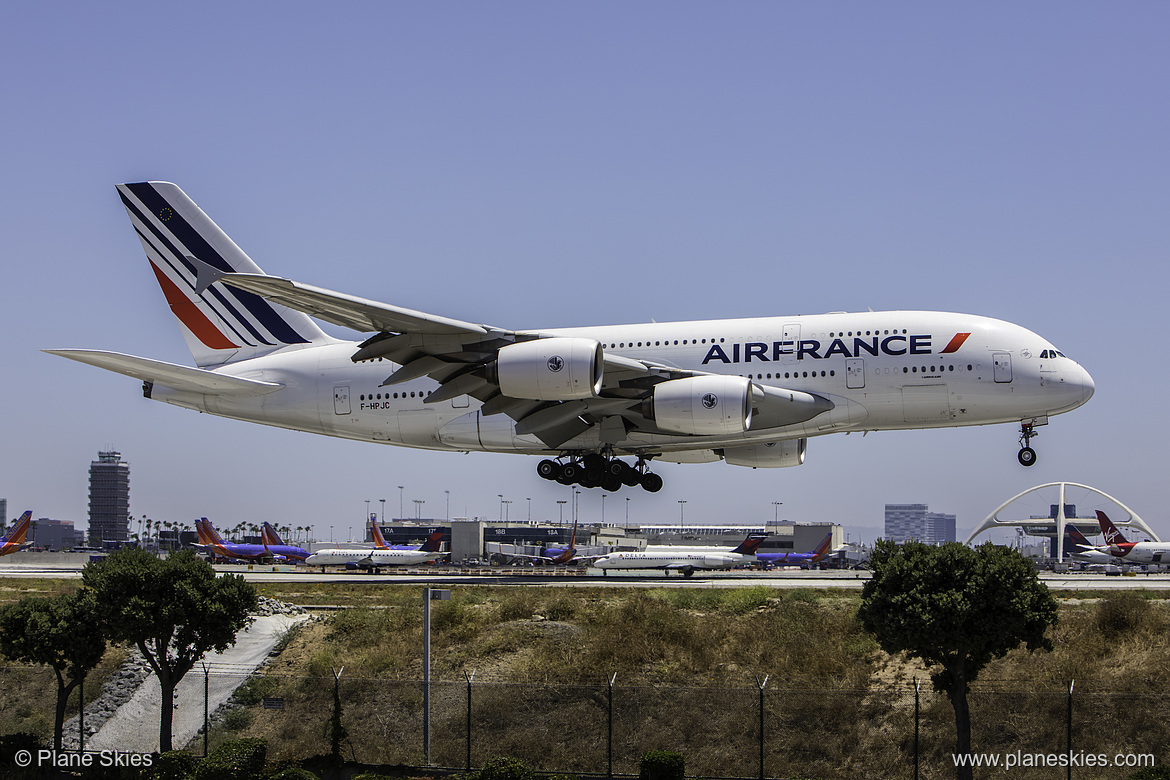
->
{"left": 48, "top": 183, "right": 1095, "bottom": 494}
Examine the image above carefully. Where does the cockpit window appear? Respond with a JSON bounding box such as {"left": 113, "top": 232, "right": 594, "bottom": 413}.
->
{"left": 1041, "top": 349, "right": 1067, "bottom": 359}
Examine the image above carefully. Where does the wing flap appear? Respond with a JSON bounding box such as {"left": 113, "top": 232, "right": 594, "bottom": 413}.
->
{"left": 45, "top": 349, "right": 283, "bottom": 396}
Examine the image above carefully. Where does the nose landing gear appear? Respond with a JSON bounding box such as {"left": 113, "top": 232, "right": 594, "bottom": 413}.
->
{"left": 1018, "top": 421, "right": 1038, "bottom": 467}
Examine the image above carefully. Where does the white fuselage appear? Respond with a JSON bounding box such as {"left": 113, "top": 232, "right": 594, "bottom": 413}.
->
{"left": 304, "top": 547, "right": 440, "bottom": 567}
{"left": 148, "top": 310, "right": 1094, "bottom": 460}
{"left": 594, "top": 548, "right": 756, "bottom": 572}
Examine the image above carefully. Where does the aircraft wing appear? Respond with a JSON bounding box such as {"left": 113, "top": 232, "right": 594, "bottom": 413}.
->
{"left": 44, "top": 350, "right": 283, "bottom": 396}
{"left": 220, "top": 273, "right": 832, "bottom": 449}
{"left": 221, "top": 274, "right": 497, "bottom": 337}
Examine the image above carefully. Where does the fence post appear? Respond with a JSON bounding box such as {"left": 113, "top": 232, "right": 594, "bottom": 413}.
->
{"left": 465, "top": 670, "right": 476, "bottom": 770}
{"left": 914, "top": 678, "right": 921, "bottom": 780}
{"left": 756, "top": 674, "right": 769, "bottom": 780}
{"left": 78, "top": 676, "right": 85, "bottom": 754}
{"left": 1067, "top": 680, "right": 1074, "bottom": 780}
{"left": 203, "top": 663, "right": 210, "bottom": 758}
{"left": 608, "top": 673, "right": 617, "bottom": 778}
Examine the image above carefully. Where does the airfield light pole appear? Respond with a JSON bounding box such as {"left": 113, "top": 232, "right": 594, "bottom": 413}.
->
{"left": 423, "top": 588, "right": 451, "bottom": 764}
{"left": 365, "top": 500, "right": 370, "bottom": 524}
{"left": 414, "top": 499, "right": 425, "bottom": 519}
{"left": 498, "top": 494, "right": 504, "bottom": 521}
{"left": 678, "top": 500, "right": 687, "bottom": 524}
{"left": 445, "top": 490, "right": 451, "bottom": 522}
{"left": 527, "top": 497, "right": 531, "bottom": 522}
{"left": 772, "top": 501, "right": 782, "bottom": 523}
{"left": 557, "top": 501, "right": 567, "bottom": 524}
{"left": 380, "top": 499, "right": 386, "bottom": 523}
{"left": 601, "top": 494, "right": 607, "bottom": 525}
{"left": 398, "top": 486, "right": 404, "bottom": 519}
{"left": 626, "top": 497, "right": 630, "bottom": 528}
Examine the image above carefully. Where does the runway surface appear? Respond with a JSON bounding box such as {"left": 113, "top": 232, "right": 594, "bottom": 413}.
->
{"left": 4, "top": 559, "right": 1170, "bottom": 590}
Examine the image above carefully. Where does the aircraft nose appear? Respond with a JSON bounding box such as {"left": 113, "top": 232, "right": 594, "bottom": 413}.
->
{"left": 1079, "top": 364, "right": 1095, "bottom": 405}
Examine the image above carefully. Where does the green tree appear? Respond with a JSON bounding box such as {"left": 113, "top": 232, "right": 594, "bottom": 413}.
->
{"left": 857, "top": 540, "right": 1058, "bottom": 780}
{"left": 0, "top": 591, "right": 107, "bottom": 750}
{"left": 82, "top": 548, "right": 257, "bottom": 751}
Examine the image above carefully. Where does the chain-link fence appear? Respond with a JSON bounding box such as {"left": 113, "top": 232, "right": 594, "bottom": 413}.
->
{"left": 2, "top": 666, "right": 1165, "bottom": 779}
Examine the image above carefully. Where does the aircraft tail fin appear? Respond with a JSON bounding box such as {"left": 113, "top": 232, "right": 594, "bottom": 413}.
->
{"left": 193, "top": 518, "right": 211, "bottom": 546}
{"left": 2, "top": 511, "right": 32, "bottom": 546}
{"left": 733, "top": 533, "right": 769, "bottom": 556}
{"left": 370, "top": 516, "right": 390, "bottom": 550}
{"left": 1066, "top": 525, "right": 1095, "bottom": 550}
{"left": 261, "top": 522, "right": 285, "bottom": 546}
{"left": 419, "top": 531, "right": 445, "bottom": 554}
{"left": 202, "top": 518, "right": 229, "bottom": 546}
{"left": 810, "top": 532, "right": 834, "bottom": 562}
{"left": 1096, "top": 510, "right": 1129, "bottom": 546}
{"left": 116, "top": 182, "right": 333, "bottom": 368}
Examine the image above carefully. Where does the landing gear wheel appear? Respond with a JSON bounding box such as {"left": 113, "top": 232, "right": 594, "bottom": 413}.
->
{"left": 640, "top": 472, "right": 664, "bottom": 493}
{"left": 559, "top": 462, "right": 581, "bottom": 484}
{"left": 536, "top": 459, "right": 561, "bottom": 480}
{"left": 1017, "top": 420, "right": 1040, "bottom": 467}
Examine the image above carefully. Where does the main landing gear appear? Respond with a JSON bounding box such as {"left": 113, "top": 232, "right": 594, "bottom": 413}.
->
{"left": 1017, "top": 421, "right": 1039, "bottom": 467}
{"left": 536, "top": 454, "right": 663, "bottom": 493}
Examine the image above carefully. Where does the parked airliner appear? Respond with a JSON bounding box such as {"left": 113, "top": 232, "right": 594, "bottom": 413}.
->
{"left": 0, "top": 512, "right": 34, "bottom": 557}
{"left": 594, "top": 533, "right": 767, "bottom": 577}
{"left": 193, "top": 518, "right": 309, "bottom": 562}
{"left": 48, "top": 183, "right": 1095, "bottom": 493}
{"left": 304, "top": 527, "right": 445, "bottom": 571}
{"left": 1096, "top": 511, "right": 1170, "bottom": 565}
{"left": 756, "top": 531, "right": 835, "bottom": 567}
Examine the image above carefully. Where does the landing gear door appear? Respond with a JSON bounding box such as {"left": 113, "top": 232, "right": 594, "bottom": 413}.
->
{"left": 993, "top": 353, "right": 1013, "bottom": 383}
{"left": 334, "top": 385, "right": 352, "bottom": 415}
{"left": 846, "top": 358, "right": 865, "bottom": 389}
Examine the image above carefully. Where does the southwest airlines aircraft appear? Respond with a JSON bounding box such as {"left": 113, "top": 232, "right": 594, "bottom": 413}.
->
{"left": 48, "top": 183, "right": 1095, "bottom": 493}
{"left": 0, "top": 511, "right": 34, "bottom": 556}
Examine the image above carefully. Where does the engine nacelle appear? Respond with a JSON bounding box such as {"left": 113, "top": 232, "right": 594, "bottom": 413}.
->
{"left": 648, "top": 375, "right": 753, "bottom": 435}
{"left": 721, "top": 439, "right": 806, "bottom": 468}
{"left": 496, "top": 338, "right": 603, "bottom": 401}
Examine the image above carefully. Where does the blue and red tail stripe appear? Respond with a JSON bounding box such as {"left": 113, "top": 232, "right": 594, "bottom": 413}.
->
{"left": 119, "top": 182, "right": 313, "bottom": 351}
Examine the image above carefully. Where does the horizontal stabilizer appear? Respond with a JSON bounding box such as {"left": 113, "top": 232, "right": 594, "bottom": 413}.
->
{"left": 44, "top": 349, "right": 283, "bottom": 396}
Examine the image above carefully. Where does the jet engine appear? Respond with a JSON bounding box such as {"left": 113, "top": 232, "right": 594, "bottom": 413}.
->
{"left": 496, "top": 338, "right": 604, "bottom": 401}
{"left": 646, "top": 375, "right": 753, "bottom": 435}
{"left": 720, "top": 439, "right": 806, "bottom": 468}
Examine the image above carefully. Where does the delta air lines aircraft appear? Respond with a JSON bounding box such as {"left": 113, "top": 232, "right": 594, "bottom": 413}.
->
{"left": 48, "top": 183, "right": 1095, "bottom": 494}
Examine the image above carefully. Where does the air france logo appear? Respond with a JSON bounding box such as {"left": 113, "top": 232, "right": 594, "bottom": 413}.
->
{"left": 702, "top": 393, "right": 718, "bottom": 409}
{"left": 700, "top": 333, "right": 970, "bottom": 365}
{"left": 547, "top": 356, "right": 564, "bottom": 372}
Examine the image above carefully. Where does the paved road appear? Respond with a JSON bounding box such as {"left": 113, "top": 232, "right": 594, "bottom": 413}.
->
{"left": 5, "top": 560, "right": 1170, "bottom": 589}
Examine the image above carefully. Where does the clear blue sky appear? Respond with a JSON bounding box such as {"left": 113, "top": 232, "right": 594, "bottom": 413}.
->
{"left": 3, "top": 2, "right": 1166, "bottom": 543}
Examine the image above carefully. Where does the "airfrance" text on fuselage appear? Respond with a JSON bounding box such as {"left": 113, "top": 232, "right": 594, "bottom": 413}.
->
{"left": 700, "top": 334, "right": 954, "bottom": 365}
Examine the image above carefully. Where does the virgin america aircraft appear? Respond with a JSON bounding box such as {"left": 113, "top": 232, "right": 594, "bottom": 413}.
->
{"left": 49, "top": 183, "right": 1094, "bottom": 493}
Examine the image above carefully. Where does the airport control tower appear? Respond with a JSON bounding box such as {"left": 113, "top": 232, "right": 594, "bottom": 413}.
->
{"left": 88, "top": 450, "right": 130, "bottom": 547}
